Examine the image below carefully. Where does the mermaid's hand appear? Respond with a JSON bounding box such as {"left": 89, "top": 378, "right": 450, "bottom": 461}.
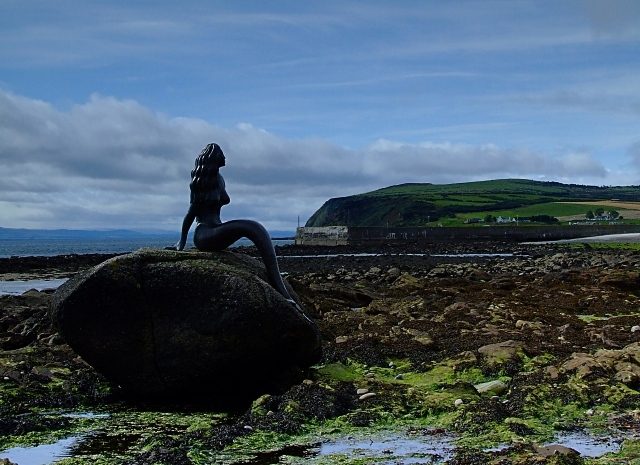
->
{"left": 164, "top": 240, "right": 185, "bottom": 251}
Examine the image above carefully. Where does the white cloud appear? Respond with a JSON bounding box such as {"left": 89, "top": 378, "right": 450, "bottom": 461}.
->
{"left": 0, "top": 90, "right": 613, "bottom": 230}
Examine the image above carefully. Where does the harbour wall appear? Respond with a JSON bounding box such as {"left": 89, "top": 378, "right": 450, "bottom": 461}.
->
{"left": 296, "top": 225, "right": 640, "bottom": 245}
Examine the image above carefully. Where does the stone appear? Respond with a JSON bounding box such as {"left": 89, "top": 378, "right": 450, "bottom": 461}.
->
{"left": 390, "top": 273, "right": 423, "bottom": 292}
{"left": 358, "top": 392, "right": 376, "bottom": 401}
{"left": 356, "top": 388, "right": 369, "bottom": 395}
{"left": 632, "top": 325, "right": 640, "bottom": 333}
{"left": 403, "top": 328, "right": 434, "bottom": 347}
{"left": 515, "top": 320, "right": 544, "bottom": 330}
{"left": 614, "top": 370, "right": 638, "bottom": 387}
{"left": 561, "top": 353, "right": 602, "bottom": 379}
{"left": 534, "top": 444, "right": 580, "bottom": 458}
{"left": 477, "top": 340, "right": 525, "bottom": 368}
{"left": 365, "top": 266, "right": 382, "bottom": 277}
{"left": 454, "top": 398, "right": 464, "bottom": 407}
{"left": 474, "top": 380, "right": 508, "bottom": 396}
{"left": 599, "top": 271, "right": 640, "bottom": 291}
{"left": 51, "top": 249, "right": 321, "bottom": 402}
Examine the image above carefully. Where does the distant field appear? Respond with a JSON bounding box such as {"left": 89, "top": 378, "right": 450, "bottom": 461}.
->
{"left": 433, "top": 201, "right": 640, "bottom": 226}
{"left": 456, "top": 202, "right": 596, "bottom": 219}
{"left": 554, "top": 201, "right": 640, "bottom": 221}
{"left": 556, "top": 200, "right": 640, "bottom": 210}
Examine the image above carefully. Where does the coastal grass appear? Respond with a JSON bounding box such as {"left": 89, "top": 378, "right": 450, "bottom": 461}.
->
{"left": 566, "top": 242, "right": 640, "bottom": 251}
{"left": 307, "top": 178, "right": 640, "bottom": 227}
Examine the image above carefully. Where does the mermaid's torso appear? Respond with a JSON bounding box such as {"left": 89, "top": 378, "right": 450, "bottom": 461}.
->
{"left": 192, "top": 174, "right": 231, "bottom": 249}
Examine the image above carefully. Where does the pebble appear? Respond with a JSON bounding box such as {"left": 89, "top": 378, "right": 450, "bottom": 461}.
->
{"left": 356, "top": 388, "right": 369, "bottom": 395}
{"left": 302, "top": 379, "right": 314, "bottom": 385}
{"left": 359, "top": 392, "right": 377, "bottom": 401}
{"left": 243, "top": 425, "right": 253, "bottom": 431}
{"left": 631, "top": 325, "right": 640, "bottom": 333}
{"left": 2, "top": 377, "right": 9, "bottom": 381}
{"left": 454, "top": 398, "right": 464, "bottom": 407}
{"left": 365, "top": 372, "right": 376, "bottom": 378}
{"left": 585, "top": 409, "right": 594, "bottom": 416}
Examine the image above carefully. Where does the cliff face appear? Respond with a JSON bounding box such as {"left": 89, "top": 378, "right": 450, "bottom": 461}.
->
{"left": 305, "top": 179, "right": 640, "bottom": 227}
{"left": 306, "top": 195, "right": 438, "bottom": 227}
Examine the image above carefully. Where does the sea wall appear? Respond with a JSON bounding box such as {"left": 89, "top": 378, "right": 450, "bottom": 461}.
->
{"left": 296, "top": 225, "right": 640, "bottom": 245}
{"left": 295, "top": 226, "right": 349, "bottom": 246}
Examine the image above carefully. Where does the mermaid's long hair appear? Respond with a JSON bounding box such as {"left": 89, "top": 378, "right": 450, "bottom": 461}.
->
{"left": 190, "top": 143, "right": 223, "bottom": 204}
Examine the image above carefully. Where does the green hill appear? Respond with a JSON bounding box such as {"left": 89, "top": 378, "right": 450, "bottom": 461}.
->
{"left": 305, "top": 179, "right": 640, "bottom": 227}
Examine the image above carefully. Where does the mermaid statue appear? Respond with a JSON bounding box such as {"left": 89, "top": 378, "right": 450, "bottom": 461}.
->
{"left": 172, "top": 143, "right": 297, "bottom": 305}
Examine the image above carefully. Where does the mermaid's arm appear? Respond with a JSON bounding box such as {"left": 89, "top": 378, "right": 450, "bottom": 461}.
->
{"left": 176, "top": 206, "right": 196, "bottom": 251}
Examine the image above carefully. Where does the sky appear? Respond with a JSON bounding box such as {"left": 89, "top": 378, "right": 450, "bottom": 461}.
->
{"left": 1, "top": 0, "right": 639, "bottom": 231}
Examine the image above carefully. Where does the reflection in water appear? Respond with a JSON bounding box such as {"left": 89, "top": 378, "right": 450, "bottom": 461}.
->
{"left": 317, "top": 432, "right": 456, "bottom": 464}
{"left": 0, "top": 435, "right": 82, "bottom": 465}
{"left": 548, "top": 431, "right": 622, "bottom": 457}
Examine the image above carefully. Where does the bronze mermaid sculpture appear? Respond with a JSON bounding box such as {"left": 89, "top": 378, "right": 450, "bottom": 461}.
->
{"left": 173, "top": 143, "right": 296, "bottom": 304}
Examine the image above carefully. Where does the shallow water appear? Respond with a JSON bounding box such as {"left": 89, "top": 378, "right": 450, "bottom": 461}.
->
{"left": 0, "top": 278, "right": 68, "bottom": 295}
{"left": 317, "top": 432, "right": 456, "bottom": 463}
{"left": 0, "top": 435, "right": 82, "bottom": 465}
{"left": 0, "top": 426, "right": 630, "bottom": 465}
{"left": 548, "top": 431, "right": 623, "bottom": 457}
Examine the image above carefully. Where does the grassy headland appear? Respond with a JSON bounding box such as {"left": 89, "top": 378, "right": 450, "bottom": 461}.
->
{"left": 305, "top": 179, "right": 640, "bottom": 227}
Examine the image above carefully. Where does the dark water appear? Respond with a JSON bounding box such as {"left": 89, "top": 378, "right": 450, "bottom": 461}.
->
{"left": 0, "top": 237, "right": 294, "bottom": 258}
{"left": 0, "top": 237, "right": 178, "bottom": 258}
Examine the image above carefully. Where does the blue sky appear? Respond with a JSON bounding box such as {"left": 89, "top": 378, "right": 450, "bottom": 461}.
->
{"left": 1, "top": 0, "right": 639, "bottom": 231}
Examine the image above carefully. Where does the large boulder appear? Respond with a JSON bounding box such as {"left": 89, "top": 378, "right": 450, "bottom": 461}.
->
{"left": 51, "top": 249, "right": 321, "bottom": 402}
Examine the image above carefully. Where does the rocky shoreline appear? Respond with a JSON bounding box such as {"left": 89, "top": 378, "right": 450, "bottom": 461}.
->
{"left": 1, "top": 242, "right": 639, "bottom": 464}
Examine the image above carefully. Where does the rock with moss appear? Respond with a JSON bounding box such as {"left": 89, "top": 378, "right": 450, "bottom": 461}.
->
{"left": 51, "top": 249, "right": 321, "bottom": 402}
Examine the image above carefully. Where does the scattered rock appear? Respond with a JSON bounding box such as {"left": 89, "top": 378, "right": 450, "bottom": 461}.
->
{"left": 454, "top": 398, "right": 464, "bottom": 407}
{"left": 358, "top": 392, "right": 376, "bottom": 401}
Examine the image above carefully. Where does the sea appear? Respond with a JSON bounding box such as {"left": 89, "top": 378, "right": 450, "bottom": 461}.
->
{"left": 0, "top": 237, "right": 294, "bottom": 259}
{"left": 0, "top": 236, "right": 294, "bottom": 295}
